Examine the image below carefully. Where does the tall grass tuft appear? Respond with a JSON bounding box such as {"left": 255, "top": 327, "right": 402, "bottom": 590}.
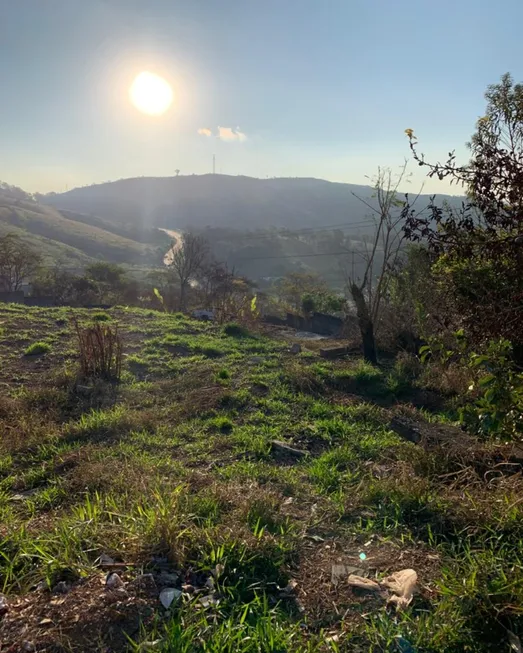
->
{"left": 75, "top": 320, "right": 122, "bottom": 381}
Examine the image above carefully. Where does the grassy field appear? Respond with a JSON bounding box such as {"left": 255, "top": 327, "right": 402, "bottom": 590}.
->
{"left": 0, "top": 305, "right": 522, "bottom": 652}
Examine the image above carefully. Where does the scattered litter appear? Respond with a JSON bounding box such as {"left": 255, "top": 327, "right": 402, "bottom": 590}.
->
{"left": 364, "top": 540, "right": 373, "bottom": 547}
{"left": 199, "top": 594, "right": 219, "bottom": 608}
{"left": 10, "top": 489, "right": 38, "bottom": 502}
{"left": 279, "top": 579, "right": 298, "bottom": 597}
{"left": 0, "top": 594, "right": 8, "bottom": 616}
{"left": 105, "top": 572, "right": 124, "bottom": 589}
{"left": 347, "top": 575, "right": 381, "bottom": 592}
{"left": 212, "top": 564, "right": 225, "bottom": 579}
{"left": 271, "top": 440, "right": 308, "bottom": 461}
{"left": 282, "top": 497, "right": 294, "bottom": 506}
{"left": 395, "top": 636, "right": 417, "bottom": 653}
{"left": 38, "top": 618, "right": 53, "bottom": 626}
{"left": 159, "top": 587, "right": 181, "bottom": 609}
{"left": 305, "top": 534, "right": 324, "bottom": 543}
{"left": 331, "top": 564, "right": 347, "bottom": 587}
{"left": 381, "top": 569, "right": 417, "bottom": 609}
{"left": 359, "top": 552, "right": 367, "bottom": 561}
{"left": 290, "top": 343, "right": 302, "bottom": 354}
{"left": 138, "top": 639, "right": 165, "bottom": 651}
{"left": 508, "top": 631, "right": 522, "bottom": 653}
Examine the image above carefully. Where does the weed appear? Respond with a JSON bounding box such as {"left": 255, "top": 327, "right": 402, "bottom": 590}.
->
{"left": 24, "top": 342, "right": 51, "bottom": 356}
{"left": 209, "top": 416, "right": 234, "bottom": 433}
{"left": 75, "top": 320, "right": 122, "bottom": 381}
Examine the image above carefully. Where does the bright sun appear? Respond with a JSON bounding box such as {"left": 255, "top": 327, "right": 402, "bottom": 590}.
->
{"left": 129, "top": 72, "right": 173, "bottom": 116}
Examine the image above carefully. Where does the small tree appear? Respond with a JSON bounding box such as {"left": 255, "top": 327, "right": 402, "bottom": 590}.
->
{"left": 168, "top": 232, "right": 209, "bottom": 311}
{"left": 343, "top": 165, "right": 414, "bottom": 363}
{"left": 403, "top": 73, "right": 523, "bottom": 361}
{"left": 0, "top": 234, "right": 41, "bottom": 292}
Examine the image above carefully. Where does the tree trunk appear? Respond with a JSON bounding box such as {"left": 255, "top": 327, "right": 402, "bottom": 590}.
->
{"left": 350, "top": 283, "right": 377, "bottom": 364}
{"left": 179, "top": 280, "right": 188, "bottom": 312}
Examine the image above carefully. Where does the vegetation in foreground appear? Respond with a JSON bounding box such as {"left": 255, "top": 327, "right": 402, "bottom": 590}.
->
{"left": 0, "top": 304, "right": 522, "bottom": 652}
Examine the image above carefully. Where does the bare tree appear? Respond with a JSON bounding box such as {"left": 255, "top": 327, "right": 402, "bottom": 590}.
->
{"left": 0, "top": 234, "right": 41, "bottom": 292}
{"left": 168, "top": 232, "right": 209, "bottom": 311}
{"left": 343, "top": 164, "right": 419, "bottom": 363}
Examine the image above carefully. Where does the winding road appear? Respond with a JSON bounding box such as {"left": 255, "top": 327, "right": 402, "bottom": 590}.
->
{"left": 158, "top": 228, "right": 183, "bottom": 266}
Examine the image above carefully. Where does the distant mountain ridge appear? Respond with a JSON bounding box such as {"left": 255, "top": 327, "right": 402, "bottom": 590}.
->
{"left": 43, "top": 174, "right": 464, "bottom": 232}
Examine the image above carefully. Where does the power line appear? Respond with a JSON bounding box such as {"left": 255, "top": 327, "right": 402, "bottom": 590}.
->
{"left": 236, "top": 250, "right": 366, "bottom": 261}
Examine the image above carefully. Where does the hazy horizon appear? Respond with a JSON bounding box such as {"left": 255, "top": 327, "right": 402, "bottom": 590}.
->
{"left": 3, "top": 0, "right": 523, "bottom": 195}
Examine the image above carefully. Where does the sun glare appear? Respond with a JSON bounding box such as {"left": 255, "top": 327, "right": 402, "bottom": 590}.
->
{"left": 129, "top": 72, "right": 173, "bottom": 116}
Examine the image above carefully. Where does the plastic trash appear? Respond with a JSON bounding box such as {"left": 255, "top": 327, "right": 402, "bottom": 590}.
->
{"left": 381, "top": 569, "right": 417, "bottom": 609}
{"left": 159, "top": 587, "right": 181, "bottom": 609}
{"left": 347, "top": 574, "right": 380, "bottom": 591}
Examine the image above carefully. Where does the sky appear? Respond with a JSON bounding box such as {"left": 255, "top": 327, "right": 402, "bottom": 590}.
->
{"left": 2, "top": 0, "right": 523, "bottom": 194}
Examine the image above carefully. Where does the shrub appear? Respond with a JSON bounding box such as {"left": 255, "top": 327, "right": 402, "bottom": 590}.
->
{"left": 24, "top": 342, "right": 51, "bottom": 356}
{"left": 92, "top": 312, "right": 111, "bottom": 322}
{"left": 223, "top": 322, "right": 250, "bottom": 338}
{"left": 209, "top": 416, "right": 234, "bottom": 432}
{"left": 75, "top": 320, "right": 122, "bottom": 381}
{"left": 217, "top": 368, "right": 231, "bottom": 380}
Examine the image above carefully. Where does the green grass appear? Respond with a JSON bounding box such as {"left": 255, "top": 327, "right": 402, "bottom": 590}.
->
{"left": 24, "top": 341, "right": 51, "bottom": 356}
{"left": 0, "top": 304, "right": 522, "bottom": 652}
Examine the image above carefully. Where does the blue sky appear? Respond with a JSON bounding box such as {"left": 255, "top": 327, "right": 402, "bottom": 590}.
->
{"left": 2, "top": 0, "right": 523, "bottom": 193}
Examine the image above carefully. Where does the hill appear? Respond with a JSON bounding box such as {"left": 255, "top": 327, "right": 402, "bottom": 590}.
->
{"left": 0, "top": 183, "right": 167, "bottom": 268}
{"left": 0, "top": 304, "right": 521, "bottom": 651}
{"left": 43, "top": 174, "right": 463, "bottom": 232}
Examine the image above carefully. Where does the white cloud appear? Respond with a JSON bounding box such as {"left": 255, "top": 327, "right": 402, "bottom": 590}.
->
{"left": 197, "top": 127, "right": 212, "bottom": 136}
{"left": 218, "top": 126, "right": 247, "bottom": 142}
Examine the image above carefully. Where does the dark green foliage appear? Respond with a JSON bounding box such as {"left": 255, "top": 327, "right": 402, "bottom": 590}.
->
{"left": 223, "top": 322, "right": 250, "bottom": 338}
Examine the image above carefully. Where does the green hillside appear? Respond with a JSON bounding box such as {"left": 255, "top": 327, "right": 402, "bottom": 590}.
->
{"left": 0, "top": 184, "right": 167, "bottom": 267}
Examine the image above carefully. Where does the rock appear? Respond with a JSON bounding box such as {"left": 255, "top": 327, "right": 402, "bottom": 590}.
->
{"left": 0, "top": 594, "right": 8, "bottom": 616}
{"left": 320, "top": 346, "right": 350, "bottom": 359}
{"left": 290, "top": 343, "right": 302, "bottom": 354}
{"left": 132, "top": 573, "right": 157, "bottom": 593}
{"left": 53, "top": 581, "right": 71, "bottom": 594}
{"left": 76, "top": 385, "right": 92, "bottom": 397}
{"left": 157, "top": 571, "right": 179, "bottom": 586}
{"left": 21, "top": 642, "right": 35, "bottom": 652}
{"left": 97, "top": 553, "right": 116, "bottom": 567}
{"left": 159, "top": 587, "right": 181, "bottom": 609}
{"left": 106, "top": 572, "right": 124, "bottom": 589}
{"left": 182, "top": 584, "right": 195, "bottom": 594}
{"left": 347, "top": 575, "right": 381, "bottom": 592}
{"left": 271, "top": 440, "right": 309, "bottom": 461}
{"left": 248, "top": 356, "right": 264, "bottom": 365}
